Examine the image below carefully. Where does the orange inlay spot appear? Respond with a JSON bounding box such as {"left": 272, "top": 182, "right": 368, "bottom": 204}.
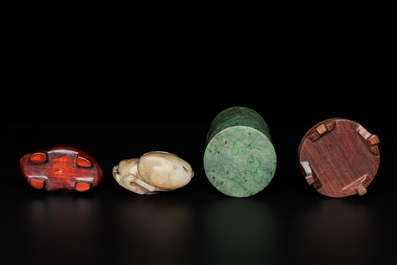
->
{"left": 76, "top": 182, "right": 91, "bottom": 192}
{"left": 77, "top": 156, "right": 92, "bottom": 167}
{"left": 30, "top": 179, "right": 45, "bottom": 189}
{"left": 30, "top": 153, "right": 46, "bottom": 163}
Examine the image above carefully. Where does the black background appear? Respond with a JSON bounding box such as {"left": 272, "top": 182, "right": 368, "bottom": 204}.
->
{"left": 1, "top": 1, "right": 396, "bottom": 265}
{"left": 1, "top": 0, "right": 394, "bottom": 128}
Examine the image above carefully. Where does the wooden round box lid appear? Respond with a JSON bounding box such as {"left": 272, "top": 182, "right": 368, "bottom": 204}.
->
{"left": 298, "top": 118, "right": 380, "bottom": 198}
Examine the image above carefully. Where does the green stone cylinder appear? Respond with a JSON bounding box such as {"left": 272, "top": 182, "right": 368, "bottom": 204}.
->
{"left": 203, "top": 106, "right": 277, "bottom": 197}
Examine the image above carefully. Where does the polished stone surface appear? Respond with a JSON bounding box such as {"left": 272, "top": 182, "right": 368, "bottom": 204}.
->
{"left": 204, "top": 107, "right": 277, "bottom": 197}
{"left": 113, "top": 151, "right": 194, "bottom": 195}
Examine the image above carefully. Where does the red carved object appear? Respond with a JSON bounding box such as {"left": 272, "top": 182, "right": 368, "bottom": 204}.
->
{"left": 20, "top": 146, "right": 103, "bottom": 192}
{"left": 298, "top": 118, "right": 380, "bottom": 198}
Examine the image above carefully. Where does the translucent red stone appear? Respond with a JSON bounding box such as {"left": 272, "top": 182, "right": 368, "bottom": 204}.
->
{"left": 20, "top": 146, "right": 103, "bottom": 192}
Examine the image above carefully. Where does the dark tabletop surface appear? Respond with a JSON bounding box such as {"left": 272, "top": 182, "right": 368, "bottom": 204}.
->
{"left": 1, "top": 125, "right": 396, "bottom": 265}
{"left": 2, "top": 1, "right": 394, "bottom": 264}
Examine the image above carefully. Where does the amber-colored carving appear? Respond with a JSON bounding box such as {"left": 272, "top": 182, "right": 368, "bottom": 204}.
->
{"left": 20, "top": 146, "right": 103, "bottom": 192}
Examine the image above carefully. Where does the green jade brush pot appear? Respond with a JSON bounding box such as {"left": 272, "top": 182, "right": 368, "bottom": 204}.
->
{"left": 203, "top": 107, "right": 277, "bottom": 197}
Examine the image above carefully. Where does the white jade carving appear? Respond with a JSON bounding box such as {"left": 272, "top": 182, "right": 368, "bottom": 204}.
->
{"left": 112, "top": 151, "right": 194, "bottom": 195}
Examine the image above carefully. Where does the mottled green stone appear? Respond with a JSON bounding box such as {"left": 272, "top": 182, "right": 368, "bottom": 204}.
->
{"left": 204, "top": 107, "right": 277, "bottom": 197}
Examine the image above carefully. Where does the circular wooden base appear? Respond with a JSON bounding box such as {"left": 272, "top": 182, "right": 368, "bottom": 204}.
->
{"left": 298, "top": 118, "right": 380, "bottom": 198}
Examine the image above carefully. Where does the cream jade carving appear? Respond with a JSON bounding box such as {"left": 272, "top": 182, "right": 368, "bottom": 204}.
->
{"left": 112, "top": 151, "right": 194, "bottom": 195}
